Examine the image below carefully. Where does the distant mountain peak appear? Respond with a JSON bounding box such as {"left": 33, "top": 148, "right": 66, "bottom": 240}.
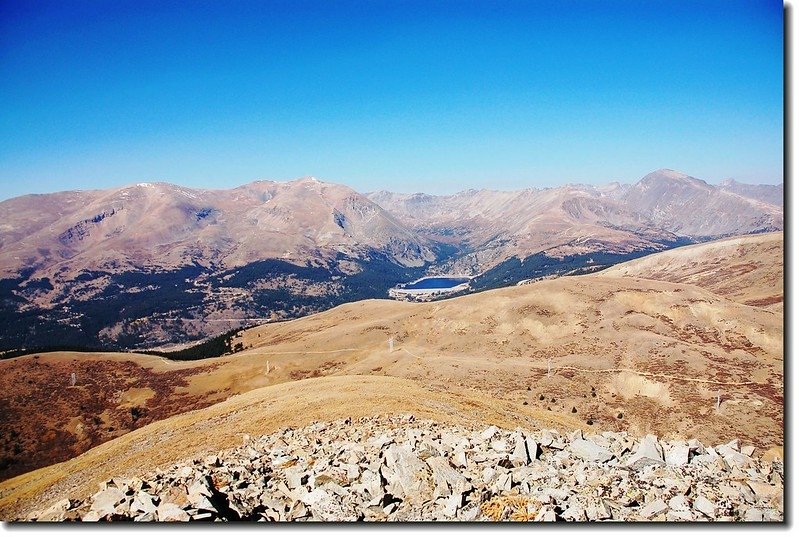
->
{"left": 126, "top": 181, "right": 172, "bottom": 189}
{"left": 638, "top": 168, "right": 710, "bottom": 189}
{"left": 717, "top": 177, "right": 783, "bottom": 207}
{"left": 643, "top": 168, "right": 690, "bottom": 181}
{"left": 293, "top": 176, "right": 322, "bottom": 184}
{"left": 652, "top": 168, "right": 687, "bottom": 177}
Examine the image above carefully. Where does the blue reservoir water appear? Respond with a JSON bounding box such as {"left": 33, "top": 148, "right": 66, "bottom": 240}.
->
{"left": 403, "top": 277, "right": 469, "bottom": 290}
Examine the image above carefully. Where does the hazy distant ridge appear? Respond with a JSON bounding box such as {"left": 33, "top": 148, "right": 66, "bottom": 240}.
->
{"left": 368, "top": 168, "right": 782, "bottom": 274}
{"left": 0, "top": 169, "right": 783, "bottom": 349}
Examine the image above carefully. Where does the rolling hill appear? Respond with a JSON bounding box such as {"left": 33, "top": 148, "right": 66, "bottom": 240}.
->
{"left": 0, "top": 232, "right": 783, "bottom": 519}
{"left": 600, "top": 232, "right": 784, "bottom": 311}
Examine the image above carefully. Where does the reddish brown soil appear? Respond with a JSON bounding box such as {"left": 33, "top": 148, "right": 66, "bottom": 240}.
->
{"left": 0, "top": 355, "right": 217, "bottom": 480}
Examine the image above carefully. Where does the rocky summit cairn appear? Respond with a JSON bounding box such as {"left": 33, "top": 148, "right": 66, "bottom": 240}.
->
{"left": 26, "top": 416, "right": 783, "bottom": 522}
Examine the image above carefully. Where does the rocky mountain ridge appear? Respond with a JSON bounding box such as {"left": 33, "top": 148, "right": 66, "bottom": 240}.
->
{"left": 0, "top": 169, "right": 783, "bottom": 350}
{"left": 0, "top": 177, "right": 435, "bottom": 280}
{"left": 0, "top": 178, "right": 438, "bottom": 349}
{"left": 718, "top": 179, "right": 783, "bottom": 208}
{"left": 25, "top": 415, "right": 783, "bottom": 522}
{"left": 368, "top": 169, "right": 782, "bottom": 274}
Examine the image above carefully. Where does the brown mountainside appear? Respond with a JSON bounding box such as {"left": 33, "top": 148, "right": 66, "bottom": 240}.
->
{"left": 718, "top": 178, "right": 783, "bottom": 208}
{"left": 0, "top": 170, "right": 783, "bottom": 349}
{"left": 0, "top": 232, "right": 783, "bottom": 509}
{"left": 601, "top": 232, "right": 783, "bottom": 311}
{"left": 0, "top": 177, "right": 434, "bottom": 281}
{"left": 368, "top": 169, "right": 781, "bottom": 274}
{"left": 620, "top": 170, "right": 782, "bottom": 237}
{"left": 0, "top": 178, "right": 437, "bottom": 348}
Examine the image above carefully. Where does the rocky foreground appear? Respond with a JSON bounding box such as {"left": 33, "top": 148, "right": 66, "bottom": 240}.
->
{"left": 26, "top": 415, "right": 783, "bottom": 522}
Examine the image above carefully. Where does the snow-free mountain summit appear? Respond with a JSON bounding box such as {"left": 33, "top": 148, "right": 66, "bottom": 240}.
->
{"left": 0, "top": 169, "right": 782, "bottom": 350}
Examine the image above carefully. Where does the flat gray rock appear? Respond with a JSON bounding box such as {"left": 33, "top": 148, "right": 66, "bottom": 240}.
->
{"left": 489, "top": 439, "right": 508, "bottom": 452}
{"left": 187, "top": 479, "right": 213, "bottom": 501}
{"left": 427, "top": 456, "right": 470, "bottom": 497}
{"left": 130, "top": 491, "right": 158, "bottom": 514}
{"left": 452, "top": 448, "right": 468, "bottom": 468}
{"left": 509, "top": 433, "right": 530, "bottom": 466}
{"left": 571, "top": 438, "right": 614, "bottom": 463}
{"left": 586, "top": 500, "right": 612, "bottom": 521}
{"left": 639, "top": 498, "right": 668, "bottom": 519}
{"left": 626, "top": 434, "right": 665, "bottom": 469}
{"left": 562, "top": 501, "right": 587, "bottom": 521}
{"left": 494, "top": 471, "right": 513, "bottom": 492}
{"left": 82, "top": 511, "right": 103, "bottom": 522}
{"left": 90, "top": 487, "right": 127, "bottom": 518}
{"left": 436, "top": 493, "right": 461, "bottom": 518}
{"left": 665, "top": 442, "right": 690, "bottom": 466}
{"left": 666, "top": 510, "right": 694, "bottom": 521}
{"left": 358, "top": 468, "right": 382, "bottom": 498}
{"left": 668, "top": 495, "right": 690, "bottom": 512}
{"left": 479, "top": 426, "right": 499, "bottom": 440}
{"left": 693, "top": 495, "right": 716, "bottom": 518}
{"left": 156, "top": 502, "right": 190, "bottom": 522}
{"left": 525, "top": 435, "right": 539, "bottom": 461}
{"left": 743, "top": 507, "right": 764, "bottom": 522}
{"left": 535, "top": 506, "right": 557, "bottom": 522}
{"left": 382, "top": 445, "right": 432, "bottom": 499}
{"left": 718, "top": 447, "right": 754, "bottom": 469}
{"left": 302, "top": 488, "right": 353, "bottom": 521}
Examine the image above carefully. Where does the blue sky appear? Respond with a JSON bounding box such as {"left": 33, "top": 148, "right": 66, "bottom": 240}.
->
{"left": 0, "top": 0, "right": 783, "bottom": 199}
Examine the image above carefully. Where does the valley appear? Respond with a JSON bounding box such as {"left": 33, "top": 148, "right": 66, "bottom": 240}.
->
{"left": 0, "top": 231, "right": 783, "bottom": 520}
{"left": 0, "top": 170, "right": 783, "bottom": 351}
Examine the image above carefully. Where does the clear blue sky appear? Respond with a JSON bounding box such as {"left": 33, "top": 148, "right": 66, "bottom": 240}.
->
{"left": 0, "top": 0, "right": 783, "bottom": 199}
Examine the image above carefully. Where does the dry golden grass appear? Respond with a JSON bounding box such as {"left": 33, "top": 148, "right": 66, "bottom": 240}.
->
{"left": 0, "top": 232, "right": 783, "bottom": 520}
{"left": 226, "top": 271, "right": 782, "bottom": 448}
{"left": 481, "top": 494, "right": 541, "bottom": 521}
{"left": 600, "top": 232, "right": 783, "bottom": 309}
{"left": 0, "top": 375, "right": 583, "bottom": 519}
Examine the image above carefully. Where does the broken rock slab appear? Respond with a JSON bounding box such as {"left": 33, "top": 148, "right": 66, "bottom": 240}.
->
{"left": 382, "top": 445, "right": 432, "bottom": 500}
{"left": 130, "top": 491, "right": 158, "bottom": 515}
{"left": 626, "top": 435, "right": 665, "bottom": 470}
{"left": 24, "top": 415, "right": 783, "bottom": 523}
{"left": 665, "top": 442, "right": 690, "bottom": 467}
{"left": 639, "top": 499, "right": 669, "bottom": 519}
{"left": 427, "top": 456, "right": 470, "bottom": 497}
{"left": 509, "top": 433, "right": 530, "bottom": 467}
{"left": 89, "top": 487, "right": 128, "bottom": 518}
{"left": 156, "top": 502, "right": 190, "bottom": 522}
{"left": 693, "top": 495, "right": 716, "bottom": 519}
{"left": 570, "top": 438, "right": 614, "bottom": 463}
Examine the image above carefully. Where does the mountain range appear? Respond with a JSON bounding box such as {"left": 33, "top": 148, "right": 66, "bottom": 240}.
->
{"left": 0, "top": 169, "right": 783, "bottom": 350}
{"left": 368, "top": 169, "right": 782, "bottom": 274}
